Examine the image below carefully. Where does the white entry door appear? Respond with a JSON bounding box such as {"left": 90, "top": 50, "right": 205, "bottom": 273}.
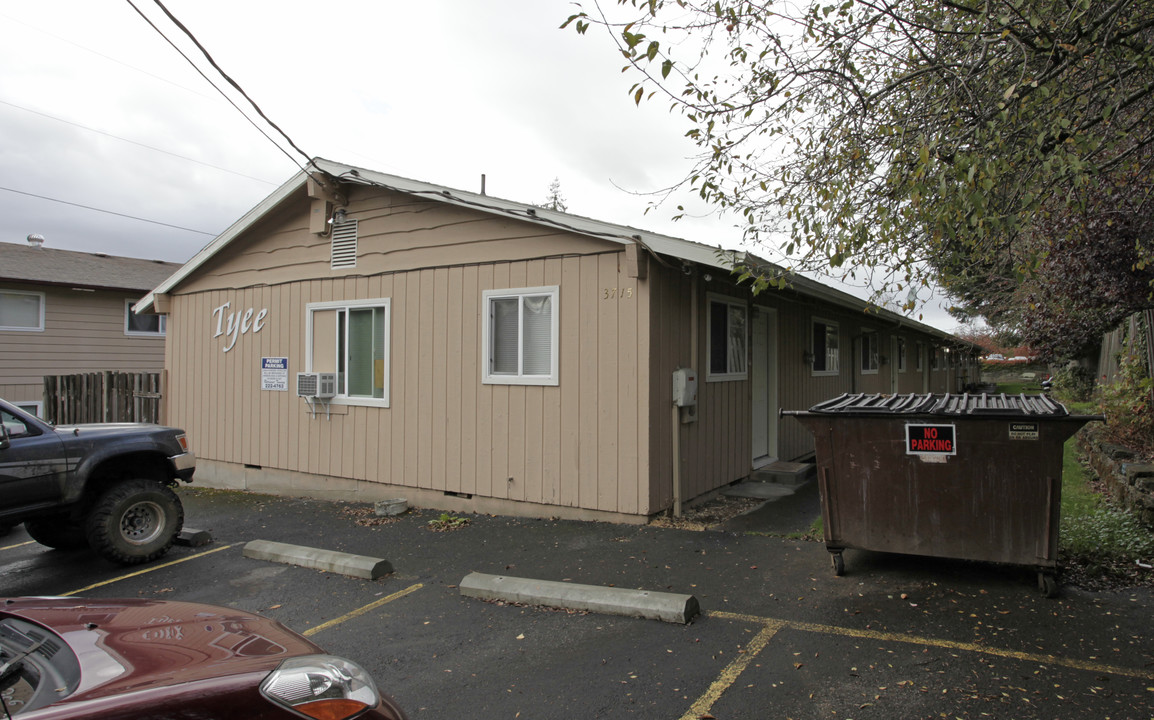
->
{"left": 751, "top": 308, "right": 778, "bottom": 465}
{"left": 890, "top": 337, "right": 900, "bottom": 393}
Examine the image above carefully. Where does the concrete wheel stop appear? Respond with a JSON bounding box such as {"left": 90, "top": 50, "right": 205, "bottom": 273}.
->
{"left": 243, "top": 539, "right": 393, "bottom": 580}
{"left": 459, "top": 572, "right": 699, "bottom": 624}
{"left": 175, "top": 527, "right": 213, "bottom": 547}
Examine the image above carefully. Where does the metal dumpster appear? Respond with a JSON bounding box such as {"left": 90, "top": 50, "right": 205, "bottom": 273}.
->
{"left": 784, "top": 393, "right": 1103, "bottom": 596}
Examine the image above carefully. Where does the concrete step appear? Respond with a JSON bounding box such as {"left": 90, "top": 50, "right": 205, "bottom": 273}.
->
{"left": 750, "top": 461, "right": 815, "bottom": 487}
{"left": 721, "top": 482, "right": 797, "bottom": 500}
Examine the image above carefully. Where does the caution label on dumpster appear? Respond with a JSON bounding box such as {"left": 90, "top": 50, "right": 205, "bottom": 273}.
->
{"left": 905, "top": 423, "right": 956, "bottom": 456}
{"left": 1008, "top": 422, "right": 1039, "bottom": 440}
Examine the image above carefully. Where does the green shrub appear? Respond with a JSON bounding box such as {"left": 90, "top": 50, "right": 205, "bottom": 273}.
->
{"left": 1096, "top": 331, "right": 1153, "bottom": 459}
{"left": 1051, "top": 363, "right": 1095, "bottom": 402}
{"left": 1062, "top": 507, "right": 1154, "bottom": 562}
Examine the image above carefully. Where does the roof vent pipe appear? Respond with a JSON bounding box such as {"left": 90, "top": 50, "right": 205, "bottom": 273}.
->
{"left": 26, "top": 233, "right": 45, "bottom": 248}
{"left": 480, "top": 174, "right": 486, "bottom": 195}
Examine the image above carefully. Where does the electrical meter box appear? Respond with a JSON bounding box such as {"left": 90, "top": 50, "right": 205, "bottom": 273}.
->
{"left": 672, "top": 368, "right": 698, "bottom": 407}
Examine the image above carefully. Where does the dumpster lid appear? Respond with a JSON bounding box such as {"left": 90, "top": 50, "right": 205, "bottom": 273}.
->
{"left": 806, "top": 392, "right": 1071, "bottom": 417}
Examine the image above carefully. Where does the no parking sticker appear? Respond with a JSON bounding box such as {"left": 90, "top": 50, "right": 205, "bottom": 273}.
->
{"left": 906, "top": 423, "right": 956, "bottom": 456}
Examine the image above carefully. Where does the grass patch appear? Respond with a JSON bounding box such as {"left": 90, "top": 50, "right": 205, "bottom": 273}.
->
{"left": 1060, "top": 439, "right": 1101, "bottom": 520}
{"left": 994, "top": 382, "right": 1033, "bottom": 395}
{"left": 1059, "top": 437, "right": 1154, "bottom": 589}
{"left": 1063, "top": 400, "right": 1097, "bottom": 414}
{"left": 426, "top": 512, "right": 470, "bottom": 531}
{"left": 744, "top": 516, "right": 823, "bottom": 542}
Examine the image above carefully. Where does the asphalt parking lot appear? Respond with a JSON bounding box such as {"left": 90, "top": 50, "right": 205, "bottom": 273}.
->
{"left": 3, "top": 486, "right": 1153, "bottom": 719}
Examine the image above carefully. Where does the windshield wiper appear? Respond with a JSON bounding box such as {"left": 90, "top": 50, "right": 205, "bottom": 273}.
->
{"left": 0, "top": 638, "right": 45, "bottom": 718}
{"left": 0, "top": 638, "right": 44, "bottom": 680}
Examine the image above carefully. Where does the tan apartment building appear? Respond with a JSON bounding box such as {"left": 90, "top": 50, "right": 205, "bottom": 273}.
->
{"left": 1, "top": 237, "right": 180, "bottom": 416}
{"left": 137, "top": 159, "right": 977, "bottom": 522}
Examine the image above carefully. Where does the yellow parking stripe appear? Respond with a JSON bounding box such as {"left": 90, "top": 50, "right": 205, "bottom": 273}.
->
{"left": 0, "top": 540, "right": 34, "bottom": 552}
{"left": 304, "top": 583, "right": 424, "bottom": 637}
{"left": 708, "top": 610, "right": 1154, "bottom": 681}
{"left": 679, "top": 619, "right": 783, "bottom": 720}
{"left": 63, "top": 544, "right": 236, "bottom": 596}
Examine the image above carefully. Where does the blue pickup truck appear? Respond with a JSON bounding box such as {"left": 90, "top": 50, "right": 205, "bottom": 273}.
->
{"left": 0, "top": 398, "right": 195, "bottom": 565}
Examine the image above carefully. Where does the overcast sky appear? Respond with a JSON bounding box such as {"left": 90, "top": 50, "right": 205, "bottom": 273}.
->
{"left": 0, "top": 0, "right": 959, "bottom": 330}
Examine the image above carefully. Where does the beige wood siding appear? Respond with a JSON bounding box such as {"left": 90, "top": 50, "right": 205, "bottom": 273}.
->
{"left": 0, "top": 384, "right": 40, "bottom": 406}
{"left": 161, "top": 183, "right": 968, "bottom": 516}
{"left": 0, "top": 284, "right": 165, "bottom": 404}
{"left": 646, "top": 267, "right": 752, "bottom": 512}
{"left": 646, "top": 264, "right": 692, "bottom": 512}
{"left": 177, "top": 187, "right": 617, "bottom": 295}
{"left": 167, "top": 251, "right": 655, "bottom": 516}
{"left": 776, "top": 307, "right": 850, "bottom": 460}
{"left": 759, "top": 301, "right": 958, "bottom": 461}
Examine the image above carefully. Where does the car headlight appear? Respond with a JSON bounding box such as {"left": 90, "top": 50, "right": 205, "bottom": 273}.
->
{"left": 260, "top": 655, "right": 380, "bottom": 720}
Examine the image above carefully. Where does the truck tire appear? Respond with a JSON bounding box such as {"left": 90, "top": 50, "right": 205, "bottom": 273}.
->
{"left": 24, "top": 517, "right": 88, "bottom": 550}
{"left": 85, "top": 479, "right": 184, "bottom": 565}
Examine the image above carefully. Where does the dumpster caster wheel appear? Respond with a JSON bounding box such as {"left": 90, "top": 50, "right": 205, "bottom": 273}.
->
{"left": 1038, "top": 572, "right": 1058, "bottom": 598}
{"left": 831, "top": 552, "right": 844, "bottom": 577}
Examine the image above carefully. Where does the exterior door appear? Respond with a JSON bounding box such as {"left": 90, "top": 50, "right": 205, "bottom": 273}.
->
{"left": 890, "top": 337, "right": 900, "bottom": 393}
{"left": 921, "top": 345, "right": 931, "bottom": 393}
{"left": 751, "top": 307, "right": 778, "bottom": 465}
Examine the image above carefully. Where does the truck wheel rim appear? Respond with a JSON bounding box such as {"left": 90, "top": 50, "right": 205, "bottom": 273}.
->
{"left": 120, "top": 501, "right": 165, "bottom": 545}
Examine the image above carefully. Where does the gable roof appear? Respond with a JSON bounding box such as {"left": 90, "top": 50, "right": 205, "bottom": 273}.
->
{"left": 0, "top": 240, "right": 181, "bottom": 293}
{"left": 137, "top": 158, "right": 964, "bottom": 343}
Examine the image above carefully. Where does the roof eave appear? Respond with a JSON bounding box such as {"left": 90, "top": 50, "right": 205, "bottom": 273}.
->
{"left": 135, "top": 169, "right": 311, "bottom": 313}
{"left": 136, "top": 157, "right": 969, "bottom": 348}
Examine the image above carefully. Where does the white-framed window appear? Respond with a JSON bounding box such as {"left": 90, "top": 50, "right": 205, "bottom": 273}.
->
{"left": 482, "top": 286, "right": 559, "bottom": 386}
{"left": 0, "top": 290, "right": 44, "bottom": 332}
{"left": 896, "top": 337, "right": 907, "bottom": 372}
{"left": 306, "top": 298, "right": 390, "bottom": 406}
{"left": 860, "top": 329, "right": 879, "bottom": 374}
{"left": 812, "top": 318, "right": 840, "bottom": 375}
{"left": 13, "top": 401, "right": 42, "bottom": 418}
{"left": 125, "top": 300, "right": 166, "bottom": 336}
{"left": 707, "top": 295, "right": 748, "bottom": 381}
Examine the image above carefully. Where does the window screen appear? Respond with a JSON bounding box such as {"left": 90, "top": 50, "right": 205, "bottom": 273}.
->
{"left": 0, "top": 291, "right": 42, "bottom": 330}
{"left": 483, "top": 287, "right": 559, "bottom": 385}
{"left": 708, "top": 297, "right": 747, "bottom": 380}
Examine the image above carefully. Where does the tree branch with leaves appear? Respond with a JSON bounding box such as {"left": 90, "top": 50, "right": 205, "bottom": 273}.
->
{"left": 565, "top": 0, "right": 1154, "bottom": 347}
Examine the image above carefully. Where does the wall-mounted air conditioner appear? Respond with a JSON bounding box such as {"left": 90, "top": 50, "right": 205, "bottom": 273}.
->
{"left": 296, "top": 372, "right": 337, "bottom": 399}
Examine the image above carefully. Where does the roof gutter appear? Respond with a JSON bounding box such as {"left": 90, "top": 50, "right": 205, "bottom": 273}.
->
{"left": 133, "top": 156, "right": 977, "bottom": 352}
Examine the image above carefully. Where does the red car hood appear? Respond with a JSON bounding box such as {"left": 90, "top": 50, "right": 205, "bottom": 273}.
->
{"left": 0, "top": 597, "right": 321, "bottom": 700}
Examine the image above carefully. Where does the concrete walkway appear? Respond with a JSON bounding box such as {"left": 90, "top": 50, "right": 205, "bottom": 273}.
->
{"left": 715, "top": 476, "right": 821, "bottom": 535}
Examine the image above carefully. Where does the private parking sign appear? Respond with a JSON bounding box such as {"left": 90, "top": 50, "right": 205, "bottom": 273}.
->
{"left": 261, "top": 357, "right": 289, "bottom": 391}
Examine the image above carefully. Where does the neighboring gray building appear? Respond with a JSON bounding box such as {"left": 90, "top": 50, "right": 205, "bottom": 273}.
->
{"left": 0, "top": 236, "right": 180, "bottom": 415}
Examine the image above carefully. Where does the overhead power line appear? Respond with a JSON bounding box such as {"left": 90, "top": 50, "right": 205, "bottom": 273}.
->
{"left": 0, "top": 99, "right": 277, "bottom": 186}
{"left": 0, "top": 185, "right": 216, "bottom": 235}
{"left": 0, "top": 10, "right": 213, "bottom": 101}
{"left": 123, "top": 0, "right": 302, "bottom": 171}
{"left": 125, "top": 0, "right": 313, "bottom": 172}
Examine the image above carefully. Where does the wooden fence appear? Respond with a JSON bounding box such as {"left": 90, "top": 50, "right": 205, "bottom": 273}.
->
{"left": 1099, "top": 311, "right": 1154, "bottom": 392}
{"left": 42, "top": 372, "right": 163, "bottom": 425}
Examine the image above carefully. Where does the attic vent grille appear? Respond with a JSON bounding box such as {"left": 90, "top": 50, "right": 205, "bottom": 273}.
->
{"left": 331, "top": 219, "right": 358, "bottom": 269}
